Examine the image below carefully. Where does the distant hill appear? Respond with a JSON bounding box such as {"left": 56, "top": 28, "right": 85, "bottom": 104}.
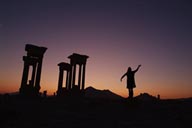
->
{"left": 84, "top": 86, "right": 159, "bottom": 101}
{"left": 135, "top": 93, "right": 158, "bottom": 101}
{"left": 84, "top": 86, "right": 123, "bottom": 100}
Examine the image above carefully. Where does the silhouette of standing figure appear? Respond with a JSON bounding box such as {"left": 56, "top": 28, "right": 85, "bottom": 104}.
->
{"left": 120, "top": 65, "right": 141, "bottom": 98}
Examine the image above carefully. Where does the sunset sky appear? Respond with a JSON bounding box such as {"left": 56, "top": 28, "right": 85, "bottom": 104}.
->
{"left": 0, "top": 0, "right": 192, "bottom": 99}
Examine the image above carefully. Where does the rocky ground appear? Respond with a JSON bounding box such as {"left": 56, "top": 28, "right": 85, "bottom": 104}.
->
{"left": 1, "top": 96, "right": 192, "bottom": 128}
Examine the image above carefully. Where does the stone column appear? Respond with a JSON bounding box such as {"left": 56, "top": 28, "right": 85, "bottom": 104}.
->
{"left": 58, "top": 68, "right": 64, "bottom": 92}
{"left": 20, "top": 57, "right": 29, "bottom": 92}
{"left": 78, "top": 64, "right": 82, "bottom": 89}
{"left": 68, "top": 66, "right": 72, "bottom": 90}
{"left": 66, "top": 71, "right": 69, "bottom": 89}
{"left": 35, "top": 57, "right": 43, "bottom": 92}
{"left": 82, "top": 64, "right": 86, "bottom": 90}
{"left": 72, "top": 64, "right": 76, "bottom": 88}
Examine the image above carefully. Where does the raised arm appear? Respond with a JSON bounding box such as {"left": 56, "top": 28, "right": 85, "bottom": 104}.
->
{"left": 120, "top": 72, "right": 127, "bottom": 82}
{"left": 133, "top": 65, "right": 141, "bottom": 73}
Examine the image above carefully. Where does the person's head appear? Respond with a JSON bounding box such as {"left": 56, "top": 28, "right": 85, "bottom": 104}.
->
{"left": 127, "top": 67, "right": 132, "bottom": 72}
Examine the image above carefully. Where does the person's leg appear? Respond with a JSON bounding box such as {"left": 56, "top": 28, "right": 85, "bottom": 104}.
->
{"left": 131, "top": 88, "right": 134, "bottom": 98}
{"left": 129, "top": 88, "right": 133, "bottom": 98}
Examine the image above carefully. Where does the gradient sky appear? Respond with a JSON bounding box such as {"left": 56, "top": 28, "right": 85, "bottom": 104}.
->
{"left": 0, "top": 0, "right": 192, "bottom": 99}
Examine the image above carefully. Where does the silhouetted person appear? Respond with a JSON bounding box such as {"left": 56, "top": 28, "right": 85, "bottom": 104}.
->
{"left": 121, "top": 65, "right": 141, "bottom": 98}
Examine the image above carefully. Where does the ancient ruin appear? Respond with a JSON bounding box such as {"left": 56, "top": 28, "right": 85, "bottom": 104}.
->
{"left": 57, "top": 53, "right": 89, "bottom": 96}
{"left": 19, "top": 44, "right": 47, "bottom": 96}
{"left": 19, "top": 44, "right": 89, "bottom": 97}
{"left": 57, "top": 62, "right": 71, "bottom": 96}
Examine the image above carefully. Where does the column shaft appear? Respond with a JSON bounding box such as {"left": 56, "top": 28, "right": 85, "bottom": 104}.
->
{"left": 20, "top": 61, "right": 29, "bottom": 90}
{"left": 72, "top": 64, "right": 76, "bottom": 88}
{"left": 82, "top": 64, "right": 86, "bottom": 90}
{"left": 58, "top": 69, "right": 64, "bottom": 91}
{"left": 66, "top": 71, "right": 69, "bottom": 89}
{"left": 35, "top": 58, "right": 42, "bottom": 92}
{"left": 68, "top": 67, "right": 72, "bottom": 90}
{"left": 78, "top": 65, "right": 82, "bottom": 90}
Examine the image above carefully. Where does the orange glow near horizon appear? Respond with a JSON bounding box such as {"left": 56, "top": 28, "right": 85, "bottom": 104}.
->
{"left": 1, "top": 59, "right": 191, "bottom": 99}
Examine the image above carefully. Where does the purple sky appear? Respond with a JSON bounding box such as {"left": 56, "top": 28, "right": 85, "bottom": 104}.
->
{"left": 0, "top": 0, "right": 192, "bottom": 98}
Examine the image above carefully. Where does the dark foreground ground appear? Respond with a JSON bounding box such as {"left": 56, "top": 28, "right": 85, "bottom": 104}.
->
{"left": 1, "top": 96, "right": 192, "bottom": 128}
